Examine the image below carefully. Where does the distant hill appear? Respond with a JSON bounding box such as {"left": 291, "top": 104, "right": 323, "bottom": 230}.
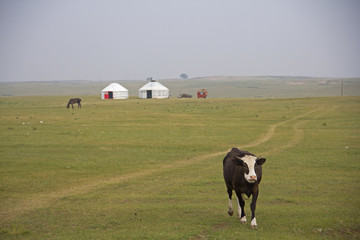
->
{"left": 1, "top": 76, "right": 359, "bottom": 98}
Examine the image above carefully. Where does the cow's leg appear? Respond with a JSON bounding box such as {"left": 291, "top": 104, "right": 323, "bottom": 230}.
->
{"left": 250, "top": 189, "right": 259, "bottom": 229}
{"left": 227, "top": 187, "right": 234, "bottom": 216}
{"left": 235, "top": 192, "right": 247, "bottom": 223}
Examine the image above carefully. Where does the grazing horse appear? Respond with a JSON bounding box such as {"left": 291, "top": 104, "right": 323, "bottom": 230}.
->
{"left": 67, "top": 98, "right": 82, "bottom": 109}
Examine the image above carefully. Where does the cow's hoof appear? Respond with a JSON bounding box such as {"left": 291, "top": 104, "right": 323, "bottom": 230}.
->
{"left": 251, "top": 218, "right": 257, "bottom": 229}
{"left": 228, "top": 210, "right": 234, "bottom": 216}
{"left": 240, "top": 216, "right": 247, "bottom": 224}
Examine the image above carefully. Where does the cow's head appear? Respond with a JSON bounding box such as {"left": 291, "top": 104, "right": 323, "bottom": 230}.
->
{"left": 233, "top": 154, "right": 266, "bottom": 183}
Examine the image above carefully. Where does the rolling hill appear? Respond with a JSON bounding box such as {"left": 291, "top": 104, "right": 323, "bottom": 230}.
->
{"left": 1, "top": 76, "right": 359, "bottom": 98}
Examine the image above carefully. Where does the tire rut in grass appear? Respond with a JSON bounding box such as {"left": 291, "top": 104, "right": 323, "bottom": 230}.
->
{"left": 0, "top": 107, "right": 327, "bottom": 223}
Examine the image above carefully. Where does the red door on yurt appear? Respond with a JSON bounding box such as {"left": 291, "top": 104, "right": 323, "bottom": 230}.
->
{"left": 104, "top": 92, "right": 109, "bottom": 99}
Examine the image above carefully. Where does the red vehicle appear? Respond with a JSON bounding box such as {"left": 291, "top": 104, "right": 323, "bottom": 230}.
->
{"left": 197, "top": 89, "right": 208, "bottom": 98}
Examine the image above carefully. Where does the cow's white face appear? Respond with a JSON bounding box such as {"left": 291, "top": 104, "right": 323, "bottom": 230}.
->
{"left": 234, "top": 154, "right": 266, "bottom": 183}
{"left": 240, "top": 155, "right": 258, "bottom": 183}
{"left": 233, "top": 153, "right": 266, "bottom": 183}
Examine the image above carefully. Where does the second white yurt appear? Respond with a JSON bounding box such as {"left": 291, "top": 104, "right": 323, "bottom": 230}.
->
{"left": 101, "top": 83, "right": 129, "bottom": 99}
{"left": 138, "top": 80, "right": 169, "bottom": 99}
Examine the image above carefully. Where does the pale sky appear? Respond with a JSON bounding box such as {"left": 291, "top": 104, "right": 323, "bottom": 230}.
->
{"left": 0, "top": 0, "right": 359, "bottom": 82}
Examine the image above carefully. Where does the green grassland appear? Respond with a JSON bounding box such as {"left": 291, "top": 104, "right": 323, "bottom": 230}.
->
{"left": 1, "top": 76, "right": 360, "bottom": 98}
{"left": 0, "top": 96, "right": 359, "bottom": 239}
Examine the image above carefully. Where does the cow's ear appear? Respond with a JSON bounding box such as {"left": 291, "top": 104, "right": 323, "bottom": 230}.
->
{"left": 233, "top": 157, "right": 244, "bottom": 166}
{"left": 256, "top": 158, "right": 266, "bottom": 165}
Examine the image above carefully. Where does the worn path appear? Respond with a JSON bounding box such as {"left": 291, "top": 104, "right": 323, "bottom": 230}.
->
{"left": 193, "top": 105, "right": 338, "bottom": 239}
{"left": 1, "top": 107, "right": 329, "bottom": 224}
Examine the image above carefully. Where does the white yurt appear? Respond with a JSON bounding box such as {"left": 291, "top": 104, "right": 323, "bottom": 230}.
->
{"left": 138, "top": 80, "right": 169, "bottom": 99}
{"left": 101, "top": 83, "right": 129, "bottom": 99}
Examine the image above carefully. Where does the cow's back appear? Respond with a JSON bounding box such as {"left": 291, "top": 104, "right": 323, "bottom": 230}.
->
{"left": 223, "top": 148, "right": 246, "bottom": 189}
{"left": 223, "top": 151, "right": 236, "bottom": 189}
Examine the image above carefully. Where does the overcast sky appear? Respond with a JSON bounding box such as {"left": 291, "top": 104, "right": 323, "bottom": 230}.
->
{"left": 0, "top": 0, "right": 359, "bottom": 82}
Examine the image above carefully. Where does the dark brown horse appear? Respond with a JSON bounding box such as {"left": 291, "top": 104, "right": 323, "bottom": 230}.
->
{"left": 67, "top": 98, "right": 82, "bottom": 109}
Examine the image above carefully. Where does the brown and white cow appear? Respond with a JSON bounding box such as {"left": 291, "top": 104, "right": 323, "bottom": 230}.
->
{"left": 223, "top": 148, "right": 266, "bottom": 229}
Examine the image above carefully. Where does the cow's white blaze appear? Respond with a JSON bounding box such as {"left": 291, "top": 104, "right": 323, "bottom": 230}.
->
{"left": 241, "top": 155, "right": 258, "bottom": 183}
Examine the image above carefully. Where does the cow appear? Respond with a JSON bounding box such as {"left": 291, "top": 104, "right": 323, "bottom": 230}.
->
{"left": 223, "top": 148, "right": 266, "bottom": 229}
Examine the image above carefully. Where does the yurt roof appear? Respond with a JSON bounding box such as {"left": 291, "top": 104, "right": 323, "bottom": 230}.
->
{"left": 139, "top": 81, "right": 169, "bottom": 91}
{"left": 102, "top": 83, "right": 128, "bottom": 92}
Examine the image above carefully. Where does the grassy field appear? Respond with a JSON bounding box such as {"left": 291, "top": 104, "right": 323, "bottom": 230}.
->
{"left": 1, "top": 76, "right": 360, "bottom": 98}
{"left": 0, "top": 96, "right": 359, "bottom": 239}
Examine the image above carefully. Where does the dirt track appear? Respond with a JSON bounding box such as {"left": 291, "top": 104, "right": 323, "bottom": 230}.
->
{"left": 1, "top": 107, "right": 334, "bottom": 223}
